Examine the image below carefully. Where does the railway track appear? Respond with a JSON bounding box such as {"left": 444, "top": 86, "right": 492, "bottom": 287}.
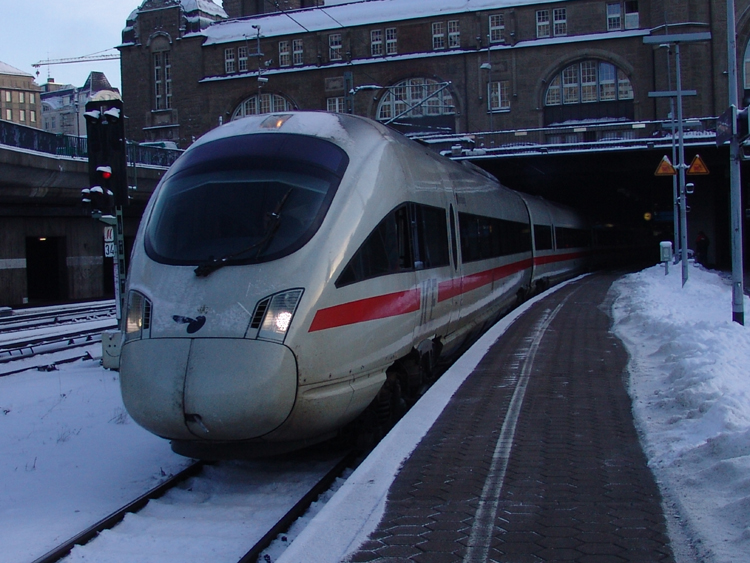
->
{"left": 30, "top": 450, "right": 355, "bottom": 563}
{"left": 0, "top": 301, "right": 116, "bottom": 334}
{"left": 0, "top": 302, "right": 118, "bottom": 377}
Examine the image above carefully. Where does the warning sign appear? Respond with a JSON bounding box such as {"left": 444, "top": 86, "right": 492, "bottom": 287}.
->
{"left": 687, "top": 154, "right": 710, "bottom": 175}
{"left": 655, "top": 155, "right": 676, "bottom": 176}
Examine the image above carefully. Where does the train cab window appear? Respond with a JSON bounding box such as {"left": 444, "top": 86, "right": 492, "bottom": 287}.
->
{"left": 336, "top": 202, "right": 450, "bottom": 287}
{"left": 458, "top": 212, "right": 531, "bottom": 263}
{"left": 554, "top": 226, "right": 591, "bottom": 249}
{"left": 144, "top": 133, "right": 348, "bottom": 266}
{"left": 534, "top": 224, "right": 553, "bottom": 251}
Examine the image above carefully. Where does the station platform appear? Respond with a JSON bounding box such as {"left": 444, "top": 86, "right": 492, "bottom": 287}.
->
{"left": 277, "top": 273, "right": 675, "bottom": 563}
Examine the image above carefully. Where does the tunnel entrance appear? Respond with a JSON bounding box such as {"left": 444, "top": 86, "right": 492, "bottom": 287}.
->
{"left": 25, "top": 236, "right": 67, "bottom": 303}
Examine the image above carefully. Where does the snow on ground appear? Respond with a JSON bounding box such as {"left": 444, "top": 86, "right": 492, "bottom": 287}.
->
{"left": 1, "top": 262, "right": 749, "bottom": 563}
{"left": 0, "top": 347, "right": 191, "bottom": 563}
{"left": 611, "top": 262, "right": 750, "bottom": 563}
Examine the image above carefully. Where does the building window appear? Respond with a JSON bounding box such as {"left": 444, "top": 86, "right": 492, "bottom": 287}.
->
{"left": 545, "top": 61, "right": 634, "bottom": 106}
{"left": 30, "top": 110, "right": 36, "bottom": 123}
{"left": 553, "top": 8, "right": 567, "bottom": 36}
{"left": 536, "top": 10, "right": 550, "bottom": 38}
{"left": 371, "top": 29, "right": 383, "bottom": 56}
{"left": 329, "top": 33, "right": 342, "bottom": 61}
{"left": 607, "top": 3, "right": 622, "bottom": 30}
{"left": 5, "top": 109, "right": 11, "bottom": 120}
{"left": 293, "top": 39, "right": 304, "bottom": 65}
{"left": 19, "top": 109, "right": 25, "bottom": 122}
{"left": 225, "top": 48, "right": 236, "bottom": 73}
{"left": 580, "top": 61, "right": 597, "bottom": 102}
{"left": 489, "top": 81, "right": 510, "bottom": 111}
{"left": 29, "top": 93, "right": 35, "bottom": 104}
{"left": 4, "top": 91, "right": 10, "bottom": 103}
{"left": 432, "top": 22, "right": 445, "bottom": 50}
{"left": 231, "top": 93, "right": 295, "bottom": 120}
{"left": 489, "top": 14, "right": 505, "bottom": 43}
{"left": 279, "top": 41, "right": 291, "bottom": 67}
{"left": 624, "top": 1, "right": 639, "bottom": 29}
{"left": 238, "top": 46, "right": 248, "bottom": 72}
{"left": 154, "top": 52, "right": 164, "bottom": 109}
{"left": 19, "top": 92, "right": 25, "bottom": 104}
{"left": 386, "top": 28, "right": 397, "bottom": 55}
{"left": 164, "top": 52, "right": 172, "bottom": 109}
{"left": 377, "top": 77, "right": 454, "bottom": 121}
{"left": 327, "top": 96, "right": 346, "bottom": 113}
{"left": 448, "top": 20, "right": 460, "bottom": 48}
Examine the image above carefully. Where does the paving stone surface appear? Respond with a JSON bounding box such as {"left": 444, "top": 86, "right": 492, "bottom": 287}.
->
{"left": 346, "top": 274, "right": 675, "bottom": 563}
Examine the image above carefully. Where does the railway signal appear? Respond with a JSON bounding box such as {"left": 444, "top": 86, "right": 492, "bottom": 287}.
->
{"left": 83, "top": 98, "right": 128, "bottom": 214}
{"left": 83, "top": 97, "right": 128, "bottom": 322}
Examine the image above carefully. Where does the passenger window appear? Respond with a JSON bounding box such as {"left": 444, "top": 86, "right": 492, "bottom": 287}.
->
{"left": 458, "top": 211, "right": 532, "bottom": 263}
{"left": 554, "top": 226, "right": 590, "bottom": 249}
{"left": 336, "top": 202, "right": 450, "bottom": 287}
{"left": 414, "top": 205, "right": 450, "bottom": 269}
{"left": 534, "top": 224, "right": 553, "bottom": 251}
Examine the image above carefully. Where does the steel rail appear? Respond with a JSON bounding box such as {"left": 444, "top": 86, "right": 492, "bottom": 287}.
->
{"left": 29, "top": 462, "right": 205, "bottom": 563}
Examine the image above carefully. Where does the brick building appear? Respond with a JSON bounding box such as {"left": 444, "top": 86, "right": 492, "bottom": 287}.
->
{"left": 0, "top": 61, "right": 42, "bottom": 129}
{"left": 119, "top": 0, "right": 750, "bottom": 148}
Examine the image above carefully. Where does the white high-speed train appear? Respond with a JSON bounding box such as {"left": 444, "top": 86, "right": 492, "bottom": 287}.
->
{"left": 119, "top": 112, "right": 590, "bottom": 458}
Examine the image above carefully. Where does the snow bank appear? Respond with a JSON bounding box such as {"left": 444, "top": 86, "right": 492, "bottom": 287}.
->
{"left": 612, "top": 262, "right": 750, "bottom": 563}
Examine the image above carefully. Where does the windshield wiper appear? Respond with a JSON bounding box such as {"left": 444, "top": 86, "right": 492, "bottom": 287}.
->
{"left": 194, "top": 189, "right": 293, "bottom": 277}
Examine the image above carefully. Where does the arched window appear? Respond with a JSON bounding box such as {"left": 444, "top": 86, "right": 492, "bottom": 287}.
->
{"left": 231, "top": 93, "right": 295, "bottom": 120}
{"left": 376, "top": 77, "right": 456, "bottom": 134}
{"left": 543, "top": 60, "right": 633, "bottom": 125}
{"left": 743, "top": 40, "right": 750, "bottom": 92}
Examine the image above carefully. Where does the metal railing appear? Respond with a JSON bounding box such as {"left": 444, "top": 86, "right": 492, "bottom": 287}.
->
{"left": 413, "top": 117, "right": 719, "bottom": 157}
{"left": 0, "top": 119, "right": 183, "bottom": 167}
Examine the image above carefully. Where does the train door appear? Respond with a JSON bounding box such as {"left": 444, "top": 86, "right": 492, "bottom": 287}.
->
{"left": 25, "top": 236, "right": 68, "bottom": 303}
{"left": 443, "top": 199, "right": 464, "bottom": 342}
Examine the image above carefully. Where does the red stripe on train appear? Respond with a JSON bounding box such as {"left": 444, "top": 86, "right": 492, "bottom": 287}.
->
{"left": 307, "top": 252, "right": 580, "bottom": 332}
{"left": 438, "top": 257, "right": 533, "bottom": 302}
{"left": 308, "top": 288, "right": 421, "bottom": 332}
{"left": 533, "top": 250, "right": 588, "bottom": 266}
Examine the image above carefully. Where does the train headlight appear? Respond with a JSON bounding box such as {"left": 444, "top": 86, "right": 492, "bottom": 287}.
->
{"left": 257, "top": 289, "right": 303, "bottom": 344}
{"left": 125, "top": 290, "right": 152, "bottom": 342}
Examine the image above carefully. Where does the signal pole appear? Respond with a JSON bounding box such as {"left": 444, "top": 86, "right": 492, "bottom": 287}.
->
{"left": 727, "top": 0, "right": 745, "bottom": 325}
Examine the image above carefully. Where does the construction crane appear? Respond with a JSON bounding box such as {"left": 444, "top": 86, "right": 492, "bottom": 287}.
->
{"left": 32, "top": 50, "right": 120, "bottom": 77}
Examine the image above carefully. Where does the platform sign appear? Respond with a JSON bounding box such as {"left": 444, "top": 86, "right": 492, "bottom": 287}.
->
{"left": 687, "top": 154, "right": 710, "bottom": 175}
{"left": 103, "top": 226, "right": 116, "bottom": 257}
{"left": 654, "top": 155, "right": 676, "bottom": 176}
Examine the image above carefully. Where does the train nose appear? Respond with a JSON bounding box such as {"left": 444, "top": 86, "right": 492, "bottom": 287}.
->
{"left": 120, "top": 338, "right": 297, "bottom": 441}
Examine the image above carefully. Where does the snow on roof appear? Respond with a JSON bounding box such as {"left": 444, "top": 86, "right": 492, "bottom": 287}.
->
{"left": 0, "top": 60, "right": 33, "bottom": 78}
{"left": 180, "top": 0, "right": 227, "bottom": 18}
{"left": 135, "top": 0, "right": 227, "bottom": 18}
{"left": 199, "top": 0, "right": 568, "bottom": 45}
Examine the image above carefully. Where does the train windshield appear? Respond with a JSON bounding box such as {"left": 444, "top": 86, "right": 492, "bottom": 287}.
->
{"left": 144, "top": 133, "right": 348, "bottom": 268}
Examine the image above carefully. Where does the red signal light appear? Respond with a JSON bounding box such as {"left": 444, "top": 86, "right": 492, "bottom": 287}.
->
{"left": 97, "top": 165, "right": 113, "bottom": 180}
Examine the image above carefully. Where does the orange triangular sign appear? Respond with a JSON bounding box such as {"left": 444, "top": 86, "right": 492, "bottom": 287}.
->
{"left": 687, "top": 154, "right": 710, "bottom": 175}
{"left": 655, "top": 155, "right": 676, "bottom": 176}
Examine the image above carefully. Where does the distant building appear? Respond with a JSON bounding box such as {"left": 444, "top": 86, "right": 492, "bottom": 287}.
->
{"left": 40, "top": 72, "right": 120, "bottom": 137}
{"left": 119, "top": 0, "right": 750, "bottom": 148}
{"left": 0, "top": 61, "right": 42, "bottom": 129}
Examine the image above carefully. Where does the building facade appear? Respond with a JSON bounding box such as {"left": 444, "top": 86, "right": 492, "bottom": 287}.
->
{"left": 0, "top": 61, "right": 41, "bottom": 129}
{"left": 40, "top": 72, "right": 120, "bottom": 137}
{"left": 119, "top": 0, "right": 750, "bottom": 148}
